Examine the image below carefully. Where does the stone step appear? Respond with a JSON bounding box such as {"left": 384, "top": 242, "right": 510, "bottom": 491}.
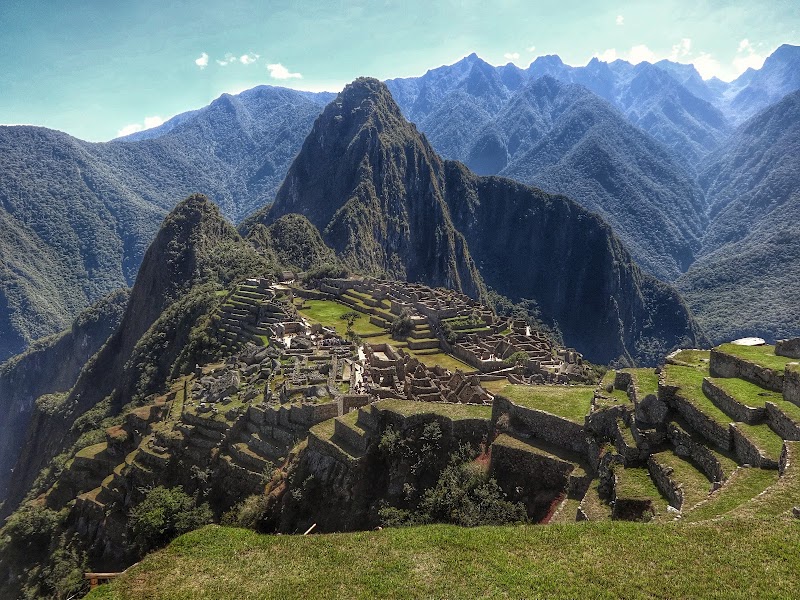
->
{"left": 577, "top": 479, "right": 611, "bottom": 521}
{"left": 246, "top": 432, "right": 283, "bottom": 460}
{"left": 731, "top": 422, "right": 783, "bottom": 469}
{"left": 612, "top": 466, "right": 669, "bottom": 521}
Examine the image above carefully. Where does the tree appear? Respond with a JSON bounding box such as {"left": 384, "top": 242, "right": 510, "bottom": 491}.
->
{"left": 128, "top": 486, "right": 212, "bottom": 554}
{"left": 390, "top": 309, "right": 414, "bottom": 339}
{"left": 340, "top": 310, "right": 361, "bottom": 337}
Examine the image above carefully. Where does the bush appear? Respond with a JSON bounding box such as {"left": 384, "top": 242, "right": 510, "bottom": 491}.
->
{"left": 221, "top": 494, "right": 271, "bottom": 530}
{"left": 129, "top": 486, "right": 212, "bottom": 554}
{"left": 390, "top": 309, "right": 414, "bottom": 339}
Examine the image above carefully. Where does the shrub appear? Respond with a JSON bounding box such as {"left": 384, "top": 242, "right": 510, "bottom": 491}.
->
{"left": 128, "top": 486, "right": 212, "bottom": 554}
{"left": 390, "top": 309, "right": 414, "bottom": 339}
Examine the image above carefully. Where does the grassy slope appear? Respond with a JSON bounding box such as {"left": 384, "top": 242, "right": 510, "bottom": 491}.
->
{"left": 498, "top": 385, "right": 594, "bottom": 423}
{"left": 298, "top": 299, "right": 385, "bottom": 336}
{"left": 88, "top": 520, "right": 800, "bottom": 600}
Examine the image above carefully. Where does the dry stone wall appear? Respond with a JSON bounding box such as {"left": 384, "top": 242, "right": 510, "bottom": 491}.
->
{"left": 702, "top": 378, "right": 765, "bottom": 424}
{"left": 710, "top": 349, "right": 784, "bottom": 392}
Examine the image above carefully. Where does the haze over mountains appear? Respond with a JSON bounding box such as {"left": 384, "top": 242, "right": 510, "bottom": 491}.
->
{"left": 0, "top": 44, "right": 799, "bottom": 362}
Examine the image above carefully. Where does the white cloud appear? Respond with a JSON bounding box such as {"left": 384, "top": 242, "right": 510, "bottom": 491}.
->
{"left": 144, "top": 116, "right": 164, "bottom": 129}
{"left": 503, "top": 52, "right": 520, "bottom": 61}
{"left": 616, "top": 15, "right": 624, "bottom": 26}
{"left": 669, "top": 38, "right": 692, "bottom": 60}
{"left": 267, "top": 63, "right": 302, "bottom": 79}
{"left": 627, "top": 44, "right": 657, "bottom": 64}
{"left": 117, "top": 123, "right": 143, "bottom": 137}
{"left": 116, "top": 115, "right": 163, "bottom": 138}
{"left": 733, "top": 38, "right": 765, "bottom": 75}
{"left": 693, "top": 52, "right": 722, "bottom": 79}
{"left": 239, "top": 53, "right": 259, "bottom": 65}
{"left": 526, "top": 45, "right": 536, "bottom": 53}
{"left": 194, "top": 52, "right": 209, "bottom": 69}
{"left": 216, "top": 53, "right": 237, "bottom": 66}
{"left": 594, "top": 48, "right": 618, "bottom": 62}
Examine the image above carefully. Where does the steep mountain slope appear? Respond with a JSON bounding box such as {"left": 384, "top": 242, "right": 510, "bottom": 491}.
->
{"left": 261, "top": 78, "right": 485, "bottom": 300}
{"left": 0, "top": 289, "right": 128, "bottom": 506}
{"left": 491, "top": 77, "right": 706, "bottom": 280}
{"left": 256, "top": 77, "right": 705, "bottom": 363}
{"left": 390, "top": 63, "right": 710, "bottom": 281}
{"left": 722, "top": 44, "right": 800, "bottom": 123}
{"left": 0, "top": 87, "right": 329, "bottom": 361}
{"left": 2, "top": 194, "right": 270, "bottom": 518}
{"left": 678, "top": 91, "right": 800, "bottom": 342}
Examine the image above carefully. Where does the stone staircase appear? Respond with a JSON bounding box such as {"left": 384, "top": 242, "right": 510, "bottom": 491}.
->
{"left": 216, "top": 279, "right": 275, "bottom": 351}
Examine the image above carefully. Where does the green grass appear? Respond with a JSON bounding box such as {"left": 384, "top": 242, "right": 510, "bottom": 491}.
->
{"left": 734, "top": 422, "right": 785, "bottom": 462}
{"left": 594, "top": 371, "right": 629, "bottom": 409}
{"left": 406, "top": 350, "right": 473, "bottom": 373}
{"left": 650, "top": 451, "right": 712, "bottom": 509}
{"left": 75, "top": 442, "right": 108, "bottom": 460}
{"left": 578, "top": 479, "right": 611, "bottom": 521}
{"left": 728, "top": 442, "right": 800, "bottom": 518}
{"left": 374, "top": 399, "right": 491, "bottom": 421}
{"left": 668, "top": 349, "right": 711, "bottom": 367}
{"left": 663, "top": 365, "right": 732, "bottom": 427}
{"left": 708, "top": 377, "right": 800, "bottom": 421}
{"left": 615, "top": 467, "right": 663, "bottom": 501}
{"left": 628, "top": 368, "right": 659, "bottom": 397}
{"left": 498, "top": 385, "right": 593, "bottom": 423}
{"left": 87, "top": 520, "right": 800, "bottom": 599}
{"left": 716, "top": 344, "right": 796, "bottom": 372}
{"left": 298, "top": 300, "right": 385, "bottom": 336}
{"left": 685, "top": 468, "right": 779, "bottom": 522}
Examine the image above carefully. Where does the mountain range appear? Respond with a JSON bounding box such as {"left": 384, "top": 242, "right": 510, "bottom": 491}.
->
{"left": 0, "top": 44, "right": 799, "bottom": 363}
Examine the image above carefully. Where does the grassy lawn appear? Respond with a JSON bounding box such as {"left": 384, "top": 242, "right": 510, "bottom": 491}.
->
{"left": 594, "top": 371, "right": 629, "bottom": 409}
{"left": 88, "top": 520, "right": 800, "bottom": 599}
{"left": 578, "top": 479, "right": 612, "bottom": 521}
{"left": 668, "top": 349, "right": 711, "bottom": 367}
{"left": 406, "top": 350, "right": 473, "bottom": 373}
{"left": 374, "top": 399, "right": 491, "bottom": 421}
{"left": 716, "top": 344, "right": 796, "bottom": 372}
{"left": 685, "top": 468, "right": 779, "bottom": 522}
{"left": 498, "top": 385, "right": 594, "bottom": 423}
{"left": 708, "top": 377, "right": 800, "bottom": 422}
{"left": 663, "top": 365, "right": 732, "bottom": 427}
{"left": 298, "top": 300, "right": 385, "bottom": 336}
{"left": 615, "top": 467, "right": 663, "bottom": 502}
{"left": 479, "top": 378, "right": 510, "bottom": 395}
{"left": 628, "top": 368, "right": 659, "bottom": 397}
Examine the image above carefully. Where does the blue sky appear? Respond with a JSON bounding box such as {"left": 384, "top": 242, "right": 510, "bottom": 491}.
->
{"left": 1, "top": 0, "right": 797, "bottom": 141}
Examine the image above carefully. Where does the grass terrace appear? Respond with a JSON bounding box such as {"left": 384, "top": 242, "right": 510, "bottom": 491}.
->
{"left": 668, "top": 349, "right": 711, "bottom": 367}
{"left": 615, "top": 467, "right": 665, "bottom": 502}
{"left": 651, "top": 451, "right": 712, "bottom": 509}
{"left": 685, "top": 468, "right": 779, "bottom": 522}
{"left": 594, "top": 371, "right": 629, "bottom": 409}
{"left": 88, "top": 522, "right": 800, "bottom": 600}
{"left": 663, "top": 365, "right": 732, "bottom": 427}
{"left": 298, "top": 299, "right": 385, "bottom": 336}
{"left": 709, "top": 377, "right": 800, "bottom": 420}
{"left": 716, "top": 343, "right": 796, "bottom": 372}
{"left": 374, "top": 399, "right": 491, "bottom": 421}
{"left": 628, "top": 368, "right": 659, "bottom": 397}
{"left": 734, "top": 422, "right": 785, "bottom": 462}
{"left": 498, "top": 385, "right": 594, "bottom": 423}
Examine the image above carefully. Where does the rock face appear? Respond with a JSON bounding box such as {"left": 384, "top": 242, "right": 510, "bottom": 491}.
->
{"left": 259, "top": 78, "right": 706, "bottom": 365}
{"left": 262, "top": 77, "right": 485, "bottom": 300}
{"left": 0, "top": 289, "right": 128, "bottom": 507}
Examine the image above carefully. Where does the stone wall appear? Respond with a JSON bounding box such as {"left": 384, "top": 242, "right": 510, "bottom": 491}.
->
{"left": 765, "top": 402, "right": 800, "bottom": 441}
{"left": 489, "top": 435, "right": 575, "bottom": 494}
{"left": 731, "top": 424, "right": 779, "bottom": 469}
{"left": 776, "top": 338, "right": 800, "bottom": 359}
{"left": 702, "top": 378, "right": 765, "bottom": 424}
{"left": 784, "top": 364, "right": 800, "bottom": 406}
{"left": 647, "top": 455, "right": 683, "bottom": 510}
{"left": 668, "top": 393, "right": 732, "bottom": 451}
{"left": 493, "top": 395, "right": 588, "bottom": 458}
{"left": 667, "top": 423, "right": 726, "bottom": 482}
{"left": 709, "top": 349, "right": 784, "bottom": 392}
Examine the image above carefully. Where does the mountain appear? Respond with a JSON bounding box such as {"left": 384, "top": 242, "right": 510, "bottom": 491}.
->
{"left": 722, "top": 44, "right": 800, "bottom": 123}
{"left": 390, "top": 63, "right": 710, "bottom": 281}
{"left": 1, "top": 194, "right": 271, "bottom": 518}
{"left": 0, "top": 87, "right": 330, "bottom": 361}
{"left": 678, "top": 90, "right": 800, "bottom": 343}
{"left": 487, "top": 77, "right": 707, "bottom": 280}
{"left": 256, "top": 77, "right": 706, "bottom": 364}
{"left": 0, "top": 289, "right": 128, "bottom": 506}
